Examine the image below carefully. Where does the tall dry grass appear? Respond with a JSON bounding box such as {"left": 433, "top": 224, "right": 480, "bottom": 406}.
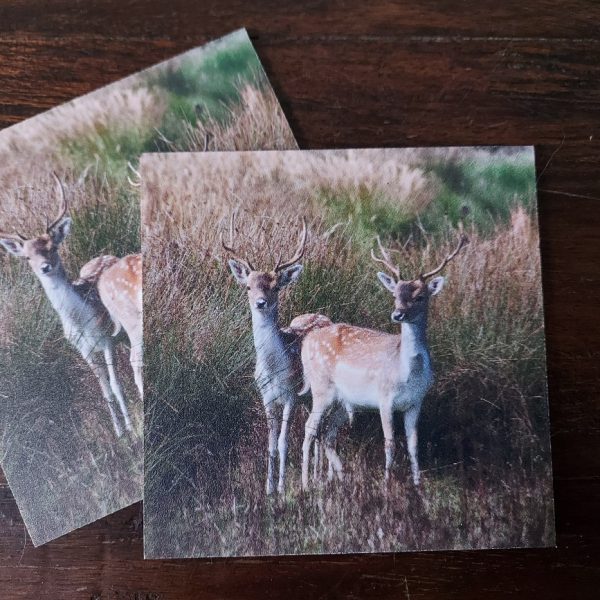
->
{"left": 0, "top": 28, "right": 296, "bottom": 544}
{"left": 0, "top": 173, "right": 144, "bottom": 545}
{"left": 142, "top": 148, "right": 553, "bottom": 557}
{"left": 168, "top": 85, "right": 297, "bottom": 153}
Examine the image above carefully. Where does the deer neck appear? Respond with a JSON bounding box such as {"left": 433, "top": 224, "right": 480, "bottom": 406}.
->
{"left": 251, "top": 305, "right": 293, "bottom": 387}
{"left": 37, "top": 263, "right": 81, "bottom": 318}
{"left": 399, "top": 313, "right": 430, "bottom": 366}
{"left": 251, "top": 306, "right": 282, "bottom": 354}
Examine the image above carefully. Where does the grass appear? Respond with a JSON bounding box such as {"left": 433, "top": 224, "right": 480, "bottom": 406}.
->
{"left": 422, "top": 156, "right": 536, "bottom": 235}
{"left": 145, "top": 455, "right": 553, "bottom": 557}
{"left": 142, "top": 147, "right": 554, "bottom": 557}
{"left": 0, "top": 175, "right": 145, "bottom": 545}
{"left": 0, "top": 30, "right": 294, "bottom": 189}
{"left": 0, "top": 252, "right": 143, "bottom": 544}
{"left": 0, "top": 29, "right": 295, "bottom": 545}
{"left": 146, "top": 32, "right": 269, "bottom": 138}
{"left": 318, "top": 150, "right": 536, "bottom": 245}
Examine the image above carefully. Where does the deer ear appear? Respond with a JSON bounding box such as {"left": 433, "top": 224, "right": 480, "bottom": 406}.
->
{"left": 277, "top": 264, "right": 303, "bottom": 288}
{"left": 377, "top": 271, "right": 397, "bottom": 293}
{"left": 0, "top": 238, "right": 25, "bottom": 257}
{"left": 228, "top": 259, "right": 250, "bottom": 285}
{"left": 49, "top": 217, "right": 72, "bottom": 245}
{"left": 428, "top": 276, "right": 445, "bottom": 296}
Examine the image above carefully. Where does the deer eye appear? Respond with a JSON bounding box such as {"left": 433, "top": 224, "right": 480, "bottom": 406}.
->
{"left": 246, "top": 286, "right": 251, "bottom": 291}
{"left": 415, "top": 295, "right": 425, "bottom": 302}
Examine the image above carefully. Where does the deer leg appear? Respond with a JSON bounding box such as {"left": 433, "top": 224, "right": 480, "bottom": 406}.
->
{"left": 265, "top": 402, "right": 279, "bottom": 496}
{"left": 277, "top": 400, "right": 294, "bottom": 494}
{"left": 312, "top": 415, "right": 328, "bottom": 483}
{"left": 83, "top": 354, "right": 122, "bottom": 437}
{"left": 313, "top": 436, "right": 321, "bottom": 482}
{"left": 302, "top": 408, "right": 325, "bottom": 490}
{"left": 130, "top": 342, "right": 144, "bottom": 400}
{"left": 327, "top": 444, "right": 334, "bottom": 481}
{"left": 379, "top": 403, "right": 395, "bottom": 482}
{"left": 104, "top": 343, "right": 132, "bottom": 432}
{"left": 324, "top": 404, "right": 347, "bottom": 482}
{"left": 404, "top": 406, "right": 421, "bottom": 486}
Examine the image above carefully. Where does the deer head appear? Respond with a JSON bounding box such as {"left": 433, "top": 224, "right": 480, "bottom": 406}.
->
{"left": 223, "top": 212, "right": 307, "bottom": 313}
{"left": 0, "top": 173, "right": 72, "bottom": 280}
{"left": 372, "top": 233, "right": 468, "bottom": 324}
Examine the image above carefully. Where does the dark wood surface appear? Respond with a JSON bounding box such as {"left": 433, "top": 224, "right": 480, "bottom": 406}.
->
{"left": 1, "top": 1, "right": 599, "bottom": 598}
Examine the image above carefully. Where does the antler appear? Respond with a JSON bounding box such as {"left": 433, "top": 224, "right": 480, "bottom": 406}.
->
{"left": 0, "top": 230, "right": 27, "bottom": 242}
{"left": 221, "top": 210, "right": 255, "bottom": 272}
{"left": 127, "top": 162, "right": 141, "bottom": 188}
{"left": 370, "top": 235, "right": 401, "bottom": 279}
{"left": 274, "top": 217, "right": 307, "bottom": 272}
{"left": 46, "top": 172, "right": 69, "bottom": 234}
{"left": 420, "top": 233, "right": 469, "bottom": 279}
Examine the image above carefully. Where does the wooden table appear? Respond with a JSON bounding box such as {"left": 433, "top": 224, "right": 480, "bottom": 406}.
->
{"left": 1, "top": 1, "right": 599, "bottom": 598}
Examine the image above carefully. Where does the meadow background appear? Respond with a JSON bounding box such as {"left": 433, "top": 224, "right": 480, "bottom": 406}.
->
{"left": 143, "top": 147, "right": 554, "bottom": 558}
{"left": 0, "top": 29, "right": 295, "bottom": 545}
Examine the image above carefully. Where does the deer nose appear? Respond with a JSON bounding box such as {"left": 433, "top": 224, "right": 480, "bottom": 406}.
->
{"left": 255, "top": 298, "right": 267, "bottom": 310}
{"left": 40, "top": 263, "right": 52, "bottom": 274}
{"left": 391, "top": 311, "right": 406, "bottom": 323}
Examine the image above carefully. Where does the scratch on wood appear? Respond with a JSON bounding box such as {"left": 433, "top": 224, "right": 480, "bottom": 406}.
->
{"left": 17, "top": 522, "right": 26, "bottom": 565}
{"left": 537, "top": 136, "right": 565, "bottom": 183}
{"left": 538, "top": 189, "right": 600, "bottom": 202}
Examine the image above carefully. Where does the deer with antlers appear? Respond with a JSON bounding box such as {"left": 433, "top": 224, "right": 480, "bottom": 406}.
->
{"left": 223, "top": 212, "right": 321, "bottom": 495}
{"left": 0, "top": 174, "right": 137, "bottom": 437}
{"left": 300, "top": 233, "right": 468, "bottom": 489}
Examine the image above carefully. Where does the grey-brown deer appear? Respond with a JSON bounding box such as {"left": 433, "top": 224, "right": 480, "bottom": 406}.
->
{"left": 300, "top": 233, "right": 468, "bottom": 489}
{"left": 0, "top": 174, "right": 135, "bottom": 436}
{"left": 224, "top": 213, "right": 318, "bottom": 495}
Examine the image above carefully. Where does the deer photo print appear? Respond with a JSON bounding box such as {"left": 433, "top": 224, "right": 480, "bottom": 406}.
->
{"left": 0, "top": 29, "right": 297, "bottom": 546}
{"left": 142, "top": 148, "right": 554, "bottom": 558}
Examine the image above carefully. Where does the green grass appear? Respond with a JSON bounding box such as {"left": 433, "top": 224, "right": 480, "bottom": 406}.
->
{"left": 318, "top": 187, "right": 414, "bottom": 246}
{"left": 66, "top": 181, "right": 141, "bottom": 266}
{"left": 59, "top": 126, "right": 158, "bottom": 185}
{"left": 318, "top": 158, "right": 536, "bottom": 247}
{"left": 58, "top": 30, "right": 273, "bottom": 187}
{"left": 146, "top": 38, "right": 266, "bottom": 135}
{"left": 423, "top": 158, "right": 536, "bottom": 235}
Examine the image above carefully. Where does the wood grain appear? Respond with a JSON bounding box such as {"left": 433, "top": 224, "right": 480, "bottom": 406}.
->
{"left": 0, "top": 1, "right": 599, "bottom": 597}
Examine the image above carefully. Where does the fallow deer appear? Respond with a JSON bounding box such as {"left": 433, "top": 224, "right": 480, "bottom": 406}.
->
{"left": 74, "top": 252, "right": 143, "bottom": 401}
{"left": 224, "top": 212, "right": 312, "bottom": 495}
{"left": 97, "top": 254, "right": 143, "bottom": 400}
{"left": 0, "top": 174, "right": 135, "bottom": 437}
{"left": 300, "top": 233, "right": 468, "bottom": 489}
